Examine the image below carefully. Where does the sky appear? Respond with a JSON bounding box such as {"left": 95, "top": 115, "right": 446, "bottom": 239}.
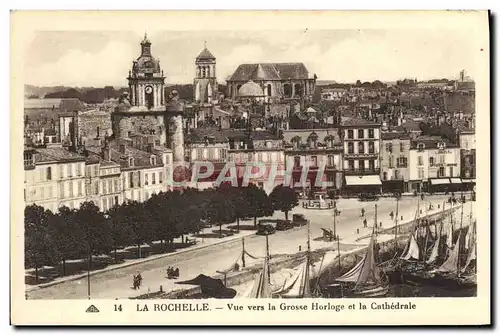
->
{"left": 24, "top": 29, "right": 478, "bottom": 87}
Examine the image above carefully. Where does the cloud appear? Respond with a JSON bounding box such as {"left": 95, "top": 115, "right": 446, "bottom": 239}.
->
{"left": 25, "top": 39, "right": 136, "bottom": 87}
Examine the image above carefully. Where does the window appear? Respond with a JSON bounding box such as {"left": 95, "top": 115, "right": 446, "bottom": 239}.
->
{"left": 46, "top": 167, "right": 52, "bottom": 181}
{"left": 152, "top": 173, "right": 156, "bottom": 185}
{"left": 129, "top": 172, "right": 134, "bottom": 188}
{"left": 368, "top": 141, "right": 375, "bottom": 154}
{"left": 386, "top": 143, "right": 393, "bottom": 152}
{"left": 93, "top": 165, "right": 99, "bottom": 177}
{"left": 137, "top": 172, "right": 141, "bottom": 187}
{"left": 76, "top": 164, "right": 81, "bottom": 176}
{"left": 347, "top": 130, "right": 354, "bottom": 139}
{"left": 93, "top": 180, "right": 98, "bottom": 195}
{"left": 397, "top": 157, "right": 408, "bottom": 167}
{"left": 310, "top": 156, "right": 318, "bottom": 167}
{"left": 115, "top": 196, "right": 119, "bottom": 205}
{"left": 400, "top": 143, "right": 404, "bottom": 152}
{"left": 417, "top": 143, "right": 425, "bottom": 151}
{"left": 359, "top": 159, "right": 365, "bottom": 171}
{"left": 449, "top": 167, "right": 454, "bottom": 177}
{"left": 159, "top": 171, "right": 164, "bottom": 183}
{"left": 78, "top": 181, "right": 83, "bottom": 196}
{"left": 418, "top": 156, "right": 423, "bottom": 166}
{"left": 439, "top": 155, "right": 445, "bottom": 165}
{"left": 394, "top": 170, "right": 400, "bottom": 179}
{"left": 358, "top": 142, "right": 365, "bottom": 154}
{"left": 67, "top": 164, "right": 72, "bottom": 178}
{"left": 368, "top": 129, "right": 374, "bottom": 139}
{"left": 358, "top": 129, "right": 364, "bottom": 139}
{"left": 348, "top": 160, "right": 355, "bottom": 170}
{"left": 418, "top": 168, "right": 424, "bottom": 179}
{"left": 348, "top": 142, "right": 354, "bottom": 154}
{"left": 108, "top": 179, "right": 113, "bottom": 193}
{"left": 145, "top": 173, "right": 149, "bottom": 186}
{"left": 328, "top": 155, "right": 335, "bottom": 167}
{"left": 438, "top": 167, "right": 445, "bottom": 177}
{"left": 429, "top": 157, "right": 435, "bottom": 166}
{"left": 69, "top": 182, "right": 74, "bottom": 198}
{"left": 150, "top": 156, "right": 157, "bottom": 166}
{"left": 129, "top": 157, "right": 134, "bottom": 167}
{"left": 114, "top": 179, "right": 119, "bottom": 193}
{"left": 369, "top": 160, "right": 375, "bottom": 171}
{"left": 294, "top": 156, "right": 301, "bottom": 168}
{"left": 383, "top": 172, "right": 388, "bottom": 180}
{"left": 388, "top": 156, "right": 393, "bottom": 168}
{"left": 103, "top": 180, "right": 107, "bottom": 194}
{"left": 60, "top": 166, "right": 64, "bottom": 179}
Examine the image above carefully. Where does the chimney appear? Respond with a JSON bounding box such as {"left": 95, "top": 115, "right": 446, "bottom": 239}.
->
{"left": 103, "top": 143, "right": 111, "bottom": 161}
{"left": 120, "top": 143, "right": 126, "bottom": 154}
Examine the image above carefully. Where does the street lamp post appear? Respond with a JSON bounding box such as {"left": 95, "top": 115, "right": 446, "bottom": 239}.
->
{"left": 87, "top": 244, "right": 91, "bottom": 300}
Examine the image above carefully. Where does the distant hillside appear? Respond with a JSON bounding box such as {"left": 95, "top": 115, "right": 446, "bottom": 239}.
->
{"left": 316, "top": 80, "right": 338, "bottom": 86}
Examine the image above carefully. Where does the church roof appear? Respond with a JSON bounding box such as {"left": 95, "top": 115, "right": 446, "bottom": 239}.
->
{"left": 196, "top": 48, "right": 215, "bottom": 60}
{"left": 238, "top": 80, "right": 264, "bottom": 97}
{"left": 228, "top": 63, "right": 311, "bottom": 82}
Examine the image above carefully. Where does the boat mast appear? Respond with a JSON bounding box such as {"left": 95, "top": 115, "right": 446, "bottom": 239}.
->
{"left": 333, "top": 205, "right": 337, "bottom": 240}
{"left": 457, "top": 203, "right": 464, "bottom": 278}
{"left": 242, "top": 238, "right": 246, "bottom": 268}
{"left": 304, "top": 218, "right": 311, "bottom": 297}
{"left": 423, "top": 202, "right": 429, "bottom": 260}
{"left": 374, "top": 204, "right": 378, "bottom": 231}
{"left": 394, "top": 195, "right": 399, "bottom": 256}
{"left": 265, "top": 234, "right": 271, "bottom": 284}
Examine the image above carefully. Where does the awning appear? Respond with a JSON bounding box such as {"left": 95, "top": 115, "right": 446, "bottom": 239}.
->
{"left": 430, "top": 178, "right": 450, "bottom": 185}
{"left": 462, "top": 179, "right": 476, "bottom": 183}
{"left": 450, "top": 178, "right": 462, "bottom": 184}
{"left": 345, "top": 175, "right": 382, "bottom": 186}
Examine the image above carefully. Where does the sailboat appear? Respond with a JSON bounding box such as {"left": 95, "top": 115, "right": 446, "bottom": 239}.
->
{"left": 273, "top": 219, "right": 313, "bottom": 298}
{"left": 241, "top": 237, "right": 272, "bottom": 298}
{"left": 335, "top": 213, "right": 389, "bottom": 298}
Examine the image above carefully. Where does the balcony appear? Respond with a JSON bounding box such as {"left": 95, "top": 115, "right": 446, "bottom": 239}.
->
{"left": 344, "top": 168, "right": 380, "bottom": 176}
{"left": 344, "top": 151, "right": 378, "bottom": 158}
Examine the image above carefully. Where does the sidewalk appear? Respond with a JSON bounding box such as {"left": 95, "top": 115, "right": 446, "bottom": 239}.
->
{"left": 26, "top": 222, "right": 257, "bottom": 292}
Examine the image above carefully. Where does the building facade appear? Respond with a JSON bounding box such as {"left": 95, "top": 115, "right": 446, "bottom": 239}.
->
{"left": 341, "top": 118, "right": 382, "bottom": 195}
{"left": 282, "top": 129, "right": 343, "bottom": 195}
{"left": 193, "top": 45, "right": 218, "bottom": 104}
{"left": 380, "top": 132, "right": 411, "bottom": 193}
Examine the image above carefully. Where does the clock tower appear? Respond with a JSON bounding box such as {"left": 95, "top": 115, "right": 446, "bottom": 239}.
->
{"left": 127, "top": 33, "right": 165, "bottom": 110}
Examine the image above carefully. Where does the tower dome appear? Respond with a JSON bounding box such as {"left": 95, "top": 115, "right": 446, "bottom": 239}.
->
{"left": 238, "top": 80, "right": 264, "bottom": 97}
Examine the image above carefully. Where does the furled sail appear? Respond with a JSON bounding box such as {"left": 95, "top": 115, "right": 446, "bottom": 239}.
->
{"left": 280, "top": 261, "right": 312, "bottom": 298}
{"left": 401, "top": 234, "right": 420, "bottom": 261}
{"left": 426, "top": 230, "right": 441, "bottom": 264}
{"left": 336, "top": 254, "right": 366, "bottom": 283}
{"left": 462, "top": 223, "right": 476, "bottom": 272}
{"left": 437, "top": 232, "right": 462, "bottom": 274}
{"left": 273, "top": 262, "right": 305, "bottom": 295}
{"left": 355, "top": 233, "right": 381, "bottom": 289}
{"left": 445, "top": 222, "right": 454, "bottom": 249}
{"left": 243, "top": 257, "right": 271, "bottom": 298}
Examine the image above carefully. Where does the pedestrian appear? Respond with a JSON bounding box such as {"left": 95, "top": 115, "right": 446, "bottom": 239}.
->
{"left": 356, "top": 228, "right": 360, "bottom": 234}
{"left": 363, "top": 218, "right": 367, "bottom": 228}
{"left": 361, "top": 208, "right": 365, "bottom": 217}
{"left": 421, "top": 193, "right": 424, "bottom": 201}
{"left": 390, "top": 211, "right": 394, "bottom": 220}
{"left": 379, "top": 221, "right": 382, "bottom": 228}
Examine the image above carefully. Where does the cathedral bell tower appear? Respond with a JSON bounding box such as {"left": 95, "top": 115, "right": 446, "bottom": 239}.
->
{"left": 193, "top": 42, "right": 218, "bottom": 104}
{"left": 127, "top": 33, "right": 165, "bottom": 110}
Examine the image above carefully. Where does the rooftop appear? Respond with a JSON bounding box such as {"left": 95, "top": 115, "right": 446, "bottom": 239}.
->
{"left": 228, "top": 63, "right": 311, "bottom": 82}
{"left": 341, "top": 117, "right": 381, "bottom": 127}
{"left": 35, "top": 147, "right": 86, "bottom": 164}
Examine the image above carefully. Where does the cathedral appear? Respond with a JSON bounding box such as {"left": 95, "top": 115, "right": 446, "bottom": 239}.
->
{"left": 111, "top": 34, "right": 185, "bottom": 163}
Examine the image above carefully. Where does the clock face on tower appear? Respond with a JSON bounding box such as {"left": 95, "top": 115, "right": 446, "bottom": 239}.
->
{"left": 145, "top": 86, "right": 153, "bottom": 94}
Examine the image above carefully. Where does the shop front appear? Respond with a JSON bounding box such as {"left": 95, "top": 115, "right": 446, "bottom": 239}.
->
{"left": 429, "top": 178, "right": 451, "bottom": 193}
{"left": 343, "top": 175, "right": 382, "bottom": 197}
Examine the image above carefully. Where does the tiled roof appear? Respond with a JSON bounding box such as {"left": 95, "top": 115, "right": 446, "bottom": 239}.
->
{"left": 228, "top": 63, "right": 310, "bottom": 82}
{"left": 381, "top": 132, "right": 411, "bottom": 140}
{"left": 109, "top": 143, "right": 164, "bottom": 169}
{"left": 411, "top": 136, "right": 457, "bottom": 149}
{"left": 24, "top": 98, "right": 64, "bottom": 109}
{"left": 196, "top": 48, "right": 215, "bottom": 60}
{"left": 35, "top": 147, "right": 86, "bottom": 163}
{"left": 341, "top": 117, "right": 381, "bottom": 127}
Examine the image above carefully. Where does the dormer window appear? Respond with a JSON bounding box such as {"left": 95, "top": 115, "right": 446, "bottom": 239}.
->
{"left": 437, "top": 142, "right": 446, "bottom": 150}
{"left": 128, "top": 157, "right": 135, "bottom": 167}
{"left": 150, "top": 155, "right": 157, "bottom": 165}
{"left": 417, "top": 143, "right": 425, "bottom": 151}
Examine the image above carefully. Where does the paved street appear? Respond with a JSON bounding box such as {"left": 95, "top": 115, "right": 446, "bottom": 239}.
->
{"left": 27, "top": 195, "right": 461, "bottom": 299}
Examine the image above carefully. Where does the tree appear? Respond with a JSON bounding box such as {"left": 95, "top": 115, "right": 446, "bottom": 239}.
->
{"left": 74, "top": 201, "right": 112, "bottom": 272}
{"left": 246, "top": 184, "right": 273, "bottom": 228}
{"left": 121, "top": 201, "right": 151, "bottom": 258}
{"left": 48, "top": 206, "right": 85, "bottom": 276}
{"left": 207, "top": 188, "right": 236, "bottom": 238}
{"left": 269, "top": 185, "right": 299, "bottom": 220}
{"left": 107, "top": 204, "right": 134, "bottom": 262}
{"left": 25, "top": 205, "right": 55, "bottom": 283}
